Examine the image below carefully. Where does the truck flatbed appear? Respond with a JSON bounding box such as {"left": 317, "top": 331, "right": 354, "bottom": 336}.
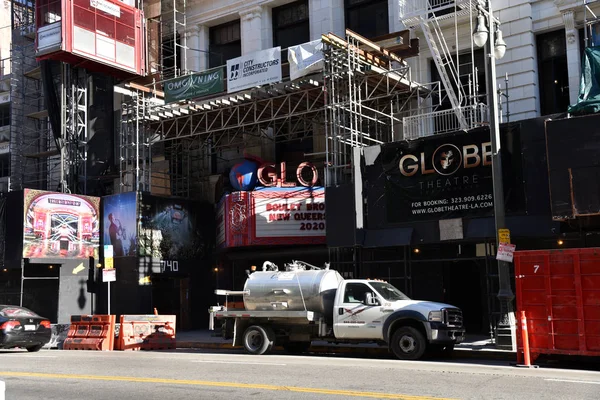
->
{"left": 213, "top": 310, "right": 320, "bottom": 321}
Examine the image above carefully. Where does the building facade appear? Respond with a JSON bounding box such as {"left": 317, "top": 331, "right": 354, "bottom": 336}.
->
{"left": 2, "top": 0, "right": 600, "bottom": 336}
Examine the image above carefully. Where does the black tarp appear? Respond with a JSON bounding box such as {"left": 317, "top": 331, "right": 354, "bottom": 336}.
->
{"left": 546, "top": 113, "right": 600, "bottom": 218}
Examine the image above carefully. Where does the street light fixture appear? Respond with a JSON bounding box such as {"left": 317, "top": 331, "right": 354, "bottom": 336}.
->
{"left": 472, "top": 0, "right": 515, "bottom": 350}
{"left": 473, "top": 13, "right": 489, "bottom": 48}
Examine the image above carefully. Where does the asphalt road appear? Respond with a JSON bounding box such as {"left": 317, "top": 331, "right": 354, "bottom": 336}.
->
{"left": 1, "top": 348, "right": 600, "bottom": 400}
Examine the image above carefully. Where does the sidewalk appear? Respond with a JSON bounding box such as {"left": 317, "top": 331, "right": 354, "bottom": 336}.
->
{"left": 176, "top": 330, "right": 516, "bottom": 361}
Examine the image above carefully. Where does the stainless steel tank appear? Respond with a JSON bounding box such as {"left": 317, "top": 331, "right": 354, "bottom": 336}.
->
{"left": 243, "top": 269, "right": 344, "bottom": 320}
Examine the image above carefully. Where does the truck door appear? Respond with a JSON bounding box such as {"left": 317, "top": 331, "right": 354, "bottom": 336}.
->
{"left": 333, "top": 282, "right": 385, "bottom": 340}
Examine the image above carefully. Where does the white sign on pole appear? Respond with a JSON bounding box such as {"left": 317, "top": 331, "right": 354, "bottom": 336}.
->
{"left": 288, "top": 40, "right": 324, "bottom": 81}
{"left": 0, "top": 380, "right": 5, "bottom": 400}
{"left": 227, "top": 47, "right": 282, "bottom": 93}
{"left": 496, "top": 243, "right": 516, "bottom": 263}
{"left": 102, "top": 268, "right": 116, "bottom": 282}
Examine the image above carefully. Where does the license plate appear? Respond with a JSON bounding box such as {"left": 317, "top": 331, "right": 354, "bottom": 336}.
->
{"left": 24, "top": 325, "right": 36, "bottom": 331}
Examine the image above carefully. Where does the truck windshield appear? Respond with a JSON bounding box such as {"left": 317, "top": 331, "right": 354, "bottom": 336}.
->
{"left": 369, "top": 282, "right": 411, "bottom": 301}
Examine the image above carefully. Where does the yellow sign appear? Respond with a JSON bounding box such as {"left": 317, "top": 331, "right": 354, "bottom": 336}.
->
{"left": 499, "top": 229, "right": 511, "bottom": 244}
{"left": 105, "top": 258, "right": 114, "bottom": 269}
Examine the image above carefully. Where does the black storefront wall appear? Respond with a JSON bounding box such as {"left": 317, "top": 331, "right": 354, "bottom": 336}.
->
{"left": 366, "top": 126, "right": 524, "bottom": 230}
{"left": 4, "top": 191, "right": 24, "bottom": 269}
{"left": 325, "top": 119, "right": 559, "bottom": 247}
{"left": 95, "top": 192, "right": 217, "bottom": 329}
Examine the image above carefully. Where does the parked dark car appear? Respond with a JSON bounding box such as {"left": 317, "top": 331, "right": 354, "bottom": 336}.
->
{"left": 0, "top": 305, "right": 52, "bottom": 352}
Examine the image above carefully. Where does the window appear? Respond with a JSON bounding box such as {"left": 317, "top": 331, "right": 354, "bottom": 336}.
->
{"left": 343, "top": 283, "right": 372, "bottom": 304}
{"left": 0, "top": 154, "right": 9, "bottom": 177}
{"left": 36, "top": 0, "right": 62, "bottom": 29}
{"left": 537, "top": 30, "right": 570, "bottom": 116}
{"left": 369, "top": 282, "right": 410, "bottom": 301}
{"left": 345, "top": 0, "right": 389, "bottom": 39}
{"left": 209, "top": 20, "right": 241, "bottom": 68}
{"left": 273, "top": 0, "right": 310, "bottom": 50}
{"left": 0, "top": 104, "right": 9, "bottom": 127}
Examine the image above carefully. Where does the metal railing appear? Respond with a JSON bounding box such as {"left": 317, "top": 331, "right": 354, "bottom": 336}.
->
{"left": 402, "top": 103, "right": 488, "bottom": 140}
{"left": 399, "top": 0, "right": 478, "bottom": 26}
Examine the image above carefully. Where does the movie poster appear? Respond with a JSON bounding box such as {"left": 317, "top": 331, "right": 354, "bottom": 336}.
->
{"left": 102, "top": 191, "right": 137, "bottom": 257}
{"left": 23, "top": 189, "right": 100, "bottom": 258}
{"left": 139, "top": 194, "right": 211, "bottom": 261}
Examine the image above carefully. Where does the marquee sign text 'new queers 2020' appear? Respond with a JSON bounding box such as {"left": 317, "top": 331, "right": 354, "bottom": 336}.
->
{"left": 383, "top": 130, "right": 495, "bottom": 222}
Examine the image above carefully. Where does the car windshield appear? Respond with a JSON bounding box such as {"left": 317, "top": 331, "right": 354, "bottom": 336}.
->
{"left": 369, "top": 282, "right": 411, "bottom": 301}
{"left": 0, "top": 306, "right": 38, "bottom": 318}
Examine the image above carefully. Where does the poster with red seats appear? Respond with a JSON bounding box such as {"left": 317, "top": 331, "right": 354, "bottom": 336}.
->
{"left": 23, "top": 189, "right": 100, "bottom": 258}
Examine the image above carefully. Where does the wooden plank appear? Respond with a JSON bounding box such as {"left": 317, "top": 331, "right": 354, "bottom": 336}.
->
{"left": 346, "top": 29, "right": 405, "bottom": 64}
{"left": 321, "top": 33, "right": 387, "bottom": 68}
{"left": 129, "top": 82, "right": 164, "bottom": 98}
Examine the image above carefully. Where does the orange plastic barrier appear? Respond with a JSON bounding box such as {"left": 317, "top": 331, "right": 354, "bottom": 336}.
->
{"left": 116, "top": 314, "right": 176, "bottom": 351}
{"left": 63, "top": 315, "right": 116, "bottom": 351}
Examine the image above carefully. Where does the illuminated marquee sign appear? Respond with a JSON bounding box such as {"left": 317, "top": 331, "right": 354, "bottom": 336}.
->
{"left": 257, "top": 161, "right": 319, "bottom": 188}
{"left": 217, "top": 187, "right": 326, "bottom": 248}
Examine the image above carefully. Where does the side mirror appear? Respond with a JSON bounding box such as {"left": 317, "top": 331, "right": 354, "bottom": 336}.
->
{"left": 365, "top": 292, "right": 379, "bottom": 306}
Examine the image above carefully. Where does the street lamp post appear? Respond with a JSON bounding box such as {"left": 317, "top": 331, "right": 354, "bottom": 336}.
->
{"left": 473, "top": 0, "right": 515, "bottom": 350}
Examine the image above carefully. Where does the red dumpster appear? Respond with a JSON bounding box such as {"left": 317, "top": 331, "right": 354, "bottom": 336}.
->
{"left": 514, "top": 248, "right": 600, "bottom": 363}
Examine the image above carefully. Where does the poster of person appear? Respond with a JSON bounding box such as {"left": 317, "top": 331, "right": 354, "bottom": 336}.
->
{"left": 23, "top": 189, "right": 100, "bottom": 258}
{"left": 139, "top": 194, "right": 211, "bottom": 261}
{"left": 102, "top": 191, "right": 137, "bottom": 257}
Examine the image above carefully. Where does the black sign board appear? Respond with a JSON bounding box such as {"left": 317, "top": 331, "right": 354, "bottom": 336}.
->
{"left": 365, "top": 127, "right": 522, "bottom": 224}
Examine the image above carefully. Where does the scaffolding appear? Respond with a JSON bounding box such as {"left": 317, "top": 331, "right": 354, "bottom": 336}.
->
{"left": 9, "top": 0, "right": 91, "bottom": 194}
{"left": 119, "top": 0, "right": 189, "bottom": 195}
{"left": 60, "top": 65, "right": 89, "bottom": 194}
{"left": 322, "top": 30, "right": 424, "bottom": 187}
{"left": 10, "top": 0, "right": 56, "bottom": 191}
{"left": 118, "top": 29, "right": 428, "bottom": 201}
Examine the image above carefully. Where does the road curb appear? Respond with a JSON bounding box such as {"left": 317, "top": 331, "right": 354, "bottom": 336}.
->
{"left": 176, "top": 341, "right": 516, "bottom": 361}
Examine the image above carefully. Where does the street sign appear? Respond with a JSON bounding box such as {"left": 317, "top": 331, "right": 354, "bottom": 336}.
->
{"left": 102, "top": 268, "right": 116, "bottom": 282}
{"left": 496, "top": 243, "right": 516, "bottom": 263}
{"left": 104, "top": 245, "right": 114, "bottom": 258}
{"left": 499, "top": 229, "right": 511, "bottom": 244}
{"left": 105, "top": 258, "right": 114, "bottom": 269}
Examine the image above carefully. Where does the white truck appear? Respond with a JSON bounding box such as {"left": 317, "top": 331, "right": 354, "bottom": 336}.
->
{"left": 209, "top": 260, "right": 465, "bottom": 360}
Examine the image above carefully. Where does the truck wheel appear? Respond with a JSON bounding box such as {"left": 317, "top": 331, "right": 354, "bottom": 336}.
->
{"left": 243, "top": 325, "right": 274, "bottom": 355}
{"left": 283, "top": 341, "right": 311, "bottom": 354}
{"left": 391, "top": 327, "right": 426, "bottom": 360}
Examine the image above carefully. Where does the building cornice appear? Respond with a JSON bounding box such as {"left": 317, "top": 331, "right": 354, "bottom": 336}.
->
{"left": 554, "top": 0, "right": 580, "bottom": 12}
{"left": 239, "top": 6, "right": 263, "bottom": 22}
{"left": 186, "top": 0, "right": 264, "bottom": 27}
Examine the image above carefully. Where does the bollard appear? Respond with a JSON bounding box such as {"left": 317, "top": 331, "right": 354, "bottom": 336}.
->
{"left": 516, "top": 310, "right": 538, "bottom": 368}
{"left": 520, "top": 311, "right": 531, "bottom": 366}
{"left": 0, "top": 379, "right": 5, "bottom": 400}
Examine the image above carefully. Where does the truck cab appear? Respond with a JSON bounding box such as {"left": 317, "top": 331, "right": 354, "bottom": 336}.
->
{"left": 333, "top": 280, "right": 465, "bottom": 360}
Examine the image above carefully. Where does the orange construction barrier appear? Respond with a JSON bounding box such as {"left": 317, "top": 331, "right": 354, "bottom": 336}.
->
{"left": 116, "top": 314, "right": 176, "bottom": 351}
{"left": 63, "top": 315, "right": 116, "bottom": 351}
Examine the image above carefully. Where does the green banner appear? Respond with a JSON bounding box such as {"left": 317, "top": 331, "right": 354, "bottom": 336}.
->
{"left": 164, "top": 68, "right": 224, "bottom": 104}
